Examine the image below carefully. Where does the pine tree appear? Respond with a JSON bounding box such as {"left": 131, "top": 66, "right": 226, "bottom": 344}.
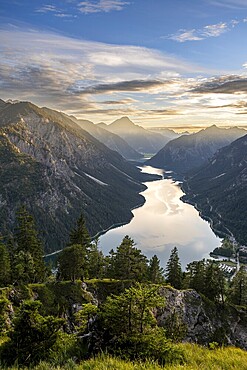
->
{"left": 228, "top": 266, "right": 247, "bottom": 306}
{"left": 12, "top": 251, "right": 35, "bottom": 285}
{"left": 58, "top": 244, "right": 87, "bottom": 282}
{"left": 204, "top": 262, "right": 226, "bottom": 302}
{"left": 1, "top": 300, "right": 63, "bottom": 366}
{"left": 147, "top": 255, "right": 165, "bottom": 283}
{"left": 69, "top": 214, "right": 91, "bottom": 249}
{"left": 107, "top": 235, "right": 148, "bottom": 281}
{"left": 102, "top": 283, "right": 164, "bottom": 336}
{"left": 87, "top": 239, "right": 105, "bottom": 279}
{"left": 0, "top": 236, "right": 11, "bottom": 287}
{"left": 185, "top": 260, "right": 206, "bottom": 293}
{"left": 165, "top": 247, "right": 182, "bottom": 289}
{"left": 15, "top": 207, "right": 46, "bottom": 283}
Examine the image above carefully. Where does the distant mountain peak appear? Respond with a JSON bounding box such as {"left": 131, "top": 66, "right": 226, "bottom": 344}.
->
{"left": 111, "top": 116, "right": 136, "bottom": 128}
{"left": 204, "top": 124, "right": 219, "bottom": 131}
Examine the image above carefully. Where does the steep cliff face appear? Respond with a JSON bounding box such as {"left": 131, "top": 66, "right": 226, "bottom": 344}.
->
{"left": 146, "top": 125, "right": 246, "bottom": 174}
{"left": 157, "top": 287, "right": 247, "bottom": 349}
{"left": 0, "top": 101, "right": 155, "bottom": 252}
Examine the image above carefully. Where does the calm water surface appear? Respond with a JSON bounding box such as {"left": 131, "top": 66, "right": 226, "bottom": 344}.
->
{"left": 99, "top": 166, "right": 222, "bottom": 269}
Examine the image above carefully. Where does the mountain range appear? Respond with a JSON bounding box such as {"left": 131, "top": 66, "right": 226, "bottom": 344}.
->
{"left": 183, "top": 134, "right": 247, "bottom": 244}
{"left": 0, "top": 99, "right": 157, "bottom": 252}
{"left": 73, "top": 118, "right": 142, "bottom": 160}
{"left": 146, "top": 125, "right": 247, "bottom": 174}
{"left": 98, "top": 117, "right": 170, "bottom": 154}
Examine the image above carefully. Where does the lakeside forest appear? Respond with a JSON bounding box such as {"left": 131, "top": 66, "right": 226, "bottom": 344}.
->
{"left": 1, "top": 208, "right": 247, "bottom": 369}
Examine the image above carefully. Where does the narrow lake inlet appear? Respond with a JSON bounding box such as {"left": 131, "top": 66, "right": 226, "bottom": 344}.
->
{"left": 99, "top": 166, "right": 222, "bottom": 269}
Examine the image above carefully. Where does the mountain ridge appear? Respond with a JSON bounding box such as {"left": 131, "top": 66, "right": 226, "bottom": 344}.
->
{"left": 146, "top": 125, "right": 247, "bottom": 174}
{"left": 98, "top": 116, "right": 170, "bottom": 154}
{"left": 0, "top": 99, "right": 157, "bottom": 252}
{"left": 183, "top": 133, "right": 247, "bottom": 244}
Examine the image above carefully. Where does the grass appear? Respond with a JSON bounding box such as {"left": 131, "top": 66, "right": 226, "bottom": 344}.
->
{"left": 1, "top": 344, "right": 247, "bottom": 370}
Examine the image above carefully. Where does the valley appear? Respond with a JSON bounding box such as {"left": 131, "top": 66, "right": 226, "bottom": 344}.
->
{"left": 99, "top": 165, "right": 222, "bottom": 269}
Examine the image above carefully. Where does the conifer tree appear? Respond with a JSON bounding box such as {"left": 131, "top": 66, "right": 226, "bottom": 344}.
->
{"left": 0, "top": 236, "right": 11, "bottom": 287}
{"left": 58, "top": 244, "right": 87, "bottom": 282}
{"left": 69, "top": 214, "right": 91, "bottom": 249}
{"left": 15, "top": 206, "right": 46, "bottom": 283}
{"left": 147, "top": 255, "right": 165, "bottom": 283}
{"left": 185, "top": 260, "right": 206, "bottom": 293}
{"left": 87, "top": 239, "right": 105, "bottom": 279}
{"left": 108, "top": 235, "right": 148, "bottom": 281}
{"left": 204, "top": 262, "right": 226, "bottom": 302}
{"left": 228, "top": 266, "right": 247, "bottom": 306}
{"left": 1, "top": 300, "right": 63, "bottom": 366}
{"left": 165, "top": 247, "right": 182, "bottom": 289}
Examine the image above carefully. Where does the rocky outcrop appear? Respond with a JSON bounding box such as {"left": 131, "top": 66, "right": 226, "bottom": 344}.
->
{"left": 157, "top": 287, "right": 247, "bottom": 349}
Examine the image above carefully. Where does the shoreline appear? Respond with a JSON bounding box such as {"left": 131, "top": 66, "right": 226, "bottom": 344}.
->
{"left": 44, "top": 167, "right": 161, "bottom": 258}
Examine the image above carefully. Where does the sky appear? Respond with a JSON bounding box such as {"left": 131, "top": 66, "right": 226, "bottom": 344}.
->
{"left": 1, "top": 0, "right": 247, "bottom": 128}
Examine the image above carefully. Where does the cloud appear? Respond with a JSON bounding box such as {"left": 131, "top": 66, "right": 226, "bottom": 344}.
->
{"left": 36, "top": 5, "right": 58, "bottom": 13}
{"left": 206, "top": 0, "right": 247, "bottom": 9}
{"left": 36, "top": 4, "right": 75, "bottom": 18}
{"left": 168, "top": 30, "right": 203, "bottom": 43}
{"left": 78, "top": 0, "right": 130, "bottom": 14}
{"left": 2, "top": 26, "right": 246, "bottom": 125}
{"left": 167, "top": 21, "right": 236, "bottom": 42}
{"left": 101, "top": 98, "right": 136, "bottom": 104}
{"left": 69, "top": 79, "right": 170, "bottom": 95}
{"left": 192, "top": 76, "right": 247, "bottom": 94}
{"left": 0, "top": 27, "right": 206, "bottom": 120}
{"left": 74, "top": 107, "right": 181, "bottom": 116}
{"left": 207, "top": 100, "right": 247, "bottom": 109}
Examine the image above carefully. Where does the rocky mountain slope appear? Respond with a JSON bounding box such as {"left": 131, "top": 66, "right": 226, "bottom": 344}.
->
{"left": 74, "top": 118, "right": 142, "bottom": 160}
{"left": 157, "top": 286, "right": 247, "bottom": 349}
{"left": 146, "top": 125, "right": 246, "bottom": 174}
{"left": 148, "top": 127, "right": 180, "bottom": 140}
{"left": 98, "top": 117, "right": 169, "bottom": 154}
{"left": 183, "top": 134, "right": 247, "bottom": 244}
{"left": 0, "top": 100, "right": 156, "bottom": 252}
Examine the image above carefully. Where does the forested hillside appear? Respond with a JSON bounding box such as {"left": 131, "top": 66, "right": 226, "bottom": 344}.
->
{"left": 0, "top": 100, "right": 158, "bottom": 252}
{"left": 183, "top": 134, "right": 247, "bottom": 244}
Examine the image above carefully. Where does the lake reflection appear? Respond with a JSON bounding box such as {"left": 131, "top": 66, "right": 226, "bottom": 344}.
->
{"left": 99, "top": 166, "right": 222, "bottom": 269}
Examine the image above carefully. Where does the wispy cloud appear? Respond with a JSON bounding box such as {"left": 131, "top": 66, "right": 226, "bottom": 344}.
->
{"left": 36, "top": 4, "right": 58, "bottom": 13}
{"left": 166, "top": 20, "right": 237, "bottom": 43}
{"left": 36, "top": 4, "right": 75, "bottom": 18}
{"left": 78, "top": 0, "right": 130, "bottom": 14}
{"left": 2, "top": 27, "right": 247, "bottom": 125}
{"left": 70, "top": 79, "right": 170, "bottom": 95}
{"left": 0, "top": 27, "right": 203, "bottom": 117}
{"left": 206, "top": 0, "right": 247, "bottom": 9}
{"left": 100, "top": 98, "right": 136, "bottom": 105}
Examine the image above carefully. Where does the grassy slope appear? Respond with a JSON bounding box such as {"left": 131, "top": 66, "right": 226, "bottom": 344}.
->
{"left": 2, "top": 344, "right": 247, "bottom": 370}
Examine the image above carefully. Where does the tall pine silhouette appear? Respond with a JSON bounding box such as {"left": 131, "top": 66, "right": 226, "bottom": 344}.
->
{"left": 165, "top": 247, "right": 182, "bottom": 289}
{"left": 15, "top": 206, "right": 46, "bottom": 283}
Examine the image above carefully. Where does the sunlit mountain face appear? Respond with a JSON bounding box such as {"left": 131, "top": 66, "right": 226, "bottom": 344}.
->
{"left": 1, "top": 0, "right": 247, "bottom": 129}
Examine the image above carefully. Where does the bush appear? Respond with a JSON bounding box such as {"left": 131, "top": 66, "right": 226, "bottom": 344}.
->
{"left": 109, "top": 327, "right": 184, "bottom": 365}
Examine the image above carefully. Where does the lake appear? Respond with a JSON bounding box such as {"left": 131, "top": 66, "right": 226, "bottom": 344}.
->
{"left": 99, "top": 166, "right": 222, "bottom": 269}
